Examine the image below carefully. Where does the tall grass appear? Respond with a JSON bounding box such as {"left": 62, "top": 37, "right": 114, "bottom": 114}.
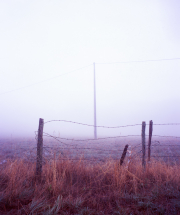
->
{"left": 0, "top": 156, "right": 180, "bottom": 214}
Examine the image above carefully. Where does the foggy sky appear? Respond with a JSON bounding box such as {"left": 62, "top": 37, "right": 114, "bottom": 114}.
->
{"left": 0, "top": 0, "right": 180, "bottom": 138}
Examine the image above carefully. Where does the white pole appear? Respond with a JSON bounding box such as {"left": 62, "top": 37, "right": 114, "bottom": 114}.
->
{"left": 94, "top": 62, "right": 97, "bottom": 139}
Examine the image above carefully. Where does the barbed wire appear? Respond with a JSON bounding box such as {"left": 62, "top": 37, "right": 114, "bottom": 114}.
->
{"left": 2, "top": 143, "right": 180, "bottom": 162}
{"left": 131, "top": 144, "right": 141, "bottom": 150}
{"left": 153, "top": 135, "right": 180, "bottom": 138}
{"left": 151, "top": 155, "right": 180, "bottom": 158}
{"left": 154, "top": 123, "right": 180, "bottom": 126}
{"left": 151, "top": 144, "right": 180, "bottom": 147}
{"left": 43, "top": 132, "right": 141, "bottom": 142}
{"left": 44, "top": 120, "right": 142, "bottom": 128}
{"left": 41, "top": 154, "right": 106, "bottom": 162}
{"left": 43, "top": 145, "right": 124, "bottom": 152}
{"left": 43, "top": 157, "right": 120, "bottom": 162}
{"left": 131, "top": 150, "right": 142, "bottom": 159}
{"left": 29, "top": 128, "right": 180, "bottom": 163}
{"left": 43, "top": 133, "right": 180, "bottom": 143}
{"left": 43, "top": 133, "right": 75, "bottom": 146}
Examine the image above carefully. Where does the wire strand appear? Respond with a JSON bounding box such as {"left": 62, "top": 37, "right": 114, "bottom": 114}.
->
{"left": 96, "top": 58, "right": 180, "bottom": 65}
{"left": 154, "top": 123, "right": 180, "bottom": 126}
{"left": 43, "top": 145, "right": 124, "bottom": 152}
{"left": 44, "top": 120, "right": 180, "bottom": 128}
{"left": 43, "top": 132, "right": 141, "bottom": 141}
{"left": 153, "top": 135, "right": 180, "bottom": 138}
{"left": 44, "top": 120, "right": 142, "bottom": 128}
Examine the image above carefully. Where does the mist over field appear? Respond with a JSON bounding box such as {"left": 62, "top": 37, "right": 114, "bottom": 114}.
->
{"left": 0, "top": 0, "right": 180, "bottom": 139}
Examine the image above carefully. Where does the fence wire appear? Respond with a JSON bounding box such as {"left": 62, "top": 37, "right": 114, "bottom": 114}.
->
{"left": 1, "top": 120, "right": 180, "bottom": 165}
{"left": 44, "top": 120, "right": 142, "bottom": 128}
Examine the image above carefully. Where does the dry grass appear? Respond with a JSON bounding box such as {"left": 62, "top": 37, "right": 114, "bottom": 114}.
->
{"left": 0, "top": 155, "right": 180, "bottom": 215}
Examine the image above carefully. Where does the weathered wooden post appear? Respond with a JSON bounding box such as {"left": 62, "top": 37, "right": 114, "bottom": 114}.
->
{"left": 141, "top": 121, "right": 146, "bottom": 170}
{"left": 36, "top": 118, "right": 44, "bottom": 182}
{"left": 148, "top": 120, "right": 153, "bottom": 162}
{"left": 120, "top": 144, "right": 129, "bottom": 166}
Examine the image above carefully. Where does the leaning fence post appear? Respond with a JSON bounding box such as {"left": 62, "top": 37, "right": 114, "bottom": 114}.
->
{"left": 148, "top": 120, "right": 153, "bottom": 162}
{"left": 120, "top": 144, "right": 129, "bottom": 166}
{"left": 36, "top": 118, "right": 44, "bottom": 182}
{"left": 141, "top": 121, "right": 146, "bottom": 170}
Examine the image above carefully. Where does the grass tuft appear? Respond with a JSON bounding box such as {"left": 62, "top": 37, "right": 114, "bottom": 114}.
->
{"left": 0, "top": 156, "right": 180, "bottom": 214}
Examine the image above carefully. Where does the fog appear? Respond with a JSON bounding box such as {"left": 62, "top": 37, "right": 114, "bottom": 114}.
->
{"left": 0, "top": 0, "right": 180, "bottom": 139}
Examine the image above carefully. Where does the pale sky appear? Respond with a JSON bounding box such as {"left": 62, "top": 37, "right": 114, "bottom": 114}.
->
{"left": 0, "top": 0, "right": 180, "bottom": 138}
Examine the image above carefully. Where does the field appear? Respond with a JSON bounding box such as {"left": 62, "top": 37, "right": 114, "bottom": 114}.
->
{"left": 0, "top": 137, "right": 180, "bottom": 214}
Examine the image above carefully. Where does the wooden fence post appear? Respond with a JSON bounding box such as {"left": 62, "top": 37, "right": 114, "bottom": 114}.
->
{"left": 120, "top": 144, "right": 129, "bottom": 166}
{"left": 141, "top": 121, "right": 146, "bottom": 170}
{"left": 148, "top": 120, "right": 153, "bottom": 162}
{"left": 36, "top": 118, "right": 44, "bottom": 182}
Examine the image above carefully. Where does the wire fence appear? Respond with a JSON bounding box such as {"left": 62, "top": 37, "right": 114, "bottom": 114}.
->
{"left": 0, "top": 119, "right": 180, "bottom": 166}
{"left": 36, "top": 119, "right": 180, "bottom": 164}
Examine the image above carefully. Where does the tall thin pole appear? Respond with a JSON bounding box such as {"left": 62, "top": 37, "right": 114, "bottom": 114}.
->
{"left": 94, "top": 62, "right": 97, "bottom": 139}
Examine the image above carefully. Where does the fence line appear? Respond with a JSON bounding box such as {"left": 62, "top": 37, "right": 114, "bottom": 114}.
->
{"left": 151, "top": 144, "right": 180, "bottom": 147}
{"left": 43, "top": 132, "right": 141, "bottom": 142}
{"left": 44, "top": 120, "right": 142, "bottom": 128}
{"left": 42, "top": 133, "right": 180, "bottom": 141}
{"left": 40, "top": 119, "right": 180, "bottom": 156}
{"left": 10, "top": 143, "right": 179, "bottom": 151}
{"left": 153, "top": 123, "right": 180, "bottom": 126}
{"left": 1, "top": 142, "right": 180, "bottom": 167}
{"left": 29, "top": 143, "right": 180, "bottom": 150}
{"left": 43, "top": 146, "right": 124, "bottom": 152}
{"left": 3, "top": 118, "right": 179, "bottom": 180}
{"left": 152, "top": 135, "right": 180, "bottom": 138}
{"left": 151, "top": 156, "right": 180, "bottom": 158}
{"left": 44, "top": 119, "right": 180, "bottom": 127}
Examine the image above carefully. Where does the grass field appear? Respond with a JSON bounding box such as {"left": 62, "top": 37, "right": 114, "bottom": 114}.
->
{"left": 0, "top": 137, "right": 180, "bottom": 214}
